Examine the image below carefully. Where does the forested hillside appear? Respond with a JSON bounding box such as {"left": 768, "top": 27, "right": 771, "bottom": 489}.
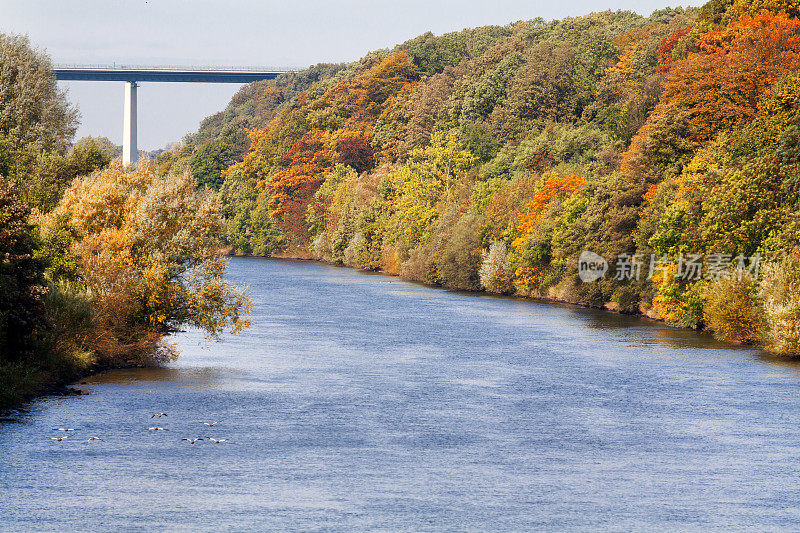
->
{"left": 156, "top": 64, "right": 346, "bottom": 189}
{"left": 166, "top": 1, "right": 800, "bottom": 353}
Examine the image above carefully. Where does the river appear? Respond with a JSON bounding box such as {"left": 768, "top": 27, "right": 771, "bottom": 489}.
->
{"left": 2, "top": 257, "right": 800, "bottom": 530}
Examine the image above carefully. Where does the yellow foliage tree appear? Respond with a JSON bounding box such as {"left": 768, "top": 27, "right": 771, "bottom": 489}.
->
{"left": 42, "top": 161, "right": 251, "bottom": 365}
{"left": 391, "top": 132, "right": 475, "bottom": 248}
{"left": 761, "top": 254, "right": 800, "bottom": 355}
{"left": 703, "top": 274, "right": 763, "bottom": 344}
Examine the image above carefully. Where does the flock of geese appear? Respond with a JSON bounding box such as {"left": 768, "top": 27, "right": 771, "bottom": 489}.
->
{"left": 50, "top": 412, "right": 228, "bottom": 445}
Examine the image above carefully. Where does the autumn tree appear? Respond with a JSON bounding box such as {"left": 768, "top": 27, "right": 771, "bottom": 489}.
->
{"left": 514, "top": 174, "right": 587, "bottom": 249}
{"left": 508, "top": 41, "right": 581, "bottom": 125}
{"left": 20, "top": 137, "right": 112, "bottom": 212}
{"left": 479, "top": 241, "right": 514, "bottom": 294}
{"left": 42, "top": 161, "right": 251, "bottom": 365}
{"left": 761, "top": 254, "right": 800, "bottom": 355}
{"left": 335, "top": 127, "right": 374, "bottom": 173}
{"left": 661, "top": 13, "right": 800, "bottom": 144}
{"left": 390, "top": 133, "right": 475, "bottom": 249}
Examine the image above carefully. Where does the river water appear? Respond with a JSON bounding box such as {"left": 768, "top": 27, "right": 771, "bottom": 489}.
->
{"left": 2, "top": 257, "right": 800, "bottom": 531}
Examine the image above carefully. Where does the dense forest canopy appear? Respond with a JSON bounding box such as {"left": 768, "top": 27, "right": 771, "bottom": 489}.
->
{"left": 157, "top": 2, "right": 800, "bottom": 353}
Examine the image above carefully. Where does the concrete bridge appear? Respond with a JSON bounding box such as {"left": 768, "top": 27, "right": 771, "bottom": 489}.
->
{"left": 54, "top": 66, "right": 287, "bottom": 164}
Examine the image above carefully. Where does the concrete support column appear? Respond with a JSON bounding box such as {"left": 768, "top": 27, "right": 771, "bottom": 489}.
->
{"left": 123, "top": 81, "right": 138, "bottom": 165}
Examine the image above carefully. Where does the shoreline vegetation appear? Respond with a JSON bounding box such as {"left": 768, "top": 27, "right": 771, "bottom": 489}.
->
{"left": 5, "top": 0, "right": 800, "bottom": 408}
{"left": 0, "top": 161, "right": 252, "bottom": 410}
{"left": 0, "top": 34, "right": 251, "bottom": 410}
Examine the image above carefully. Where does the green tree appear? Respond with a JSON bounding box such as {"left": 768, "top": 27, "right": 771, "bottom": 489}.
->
{"left": 0, "top": 33, "right": 78, "bottom": 154}
{"left": 19, "top": 137, "right": 112, "bottom": 212}
{"left": 391, "top": 133, "right": 475, "bottom": 248}
{"left": 189, "top": 140, "right": 235, "bottom": 190}
{"left": 0, "top": 181, "right": 45, "bottom": 361}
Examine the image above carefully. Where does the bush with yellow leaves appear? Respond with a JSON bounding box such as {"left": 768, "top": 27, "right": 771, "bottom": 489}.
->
{"left": 760, "top": 255, "right": 800, "bottom": 355}
{"left": 40, "top": 161, "right": 251, "bottom": 366}
{"left": 702, "top": 273, "right": 763, "bottom": 344}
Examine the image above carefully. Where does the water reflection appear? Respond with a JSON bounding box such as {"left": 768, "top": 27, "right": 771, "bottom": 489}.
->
{"left": 753, "top": 350, "right": 800, "bottom": 370}
{"left": 456, "top": 285, "right": 748, "bottom": 351}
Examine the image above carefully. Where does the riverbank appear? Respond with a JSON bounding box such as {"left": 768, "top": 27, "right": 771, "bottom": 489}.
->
{"left": 2, "top": 161, "right": 251, "bottom": 412}
{"left": 0, "top": 350, "right": 90, "bottom": 411}
{"left": 0, "top": 345, "right": 176, "bottom": 411}
{"left": 0, "top": 340, "right": 150, "bottom": 410}
{"left": 0, "top": 250, "right": 779, "bottom": 412}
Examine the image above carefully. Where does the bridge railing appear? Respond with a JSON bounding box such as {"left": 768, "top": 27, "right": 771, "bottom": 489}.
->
{"left": 53, "top": 64, "right": 295, "bottom": 72}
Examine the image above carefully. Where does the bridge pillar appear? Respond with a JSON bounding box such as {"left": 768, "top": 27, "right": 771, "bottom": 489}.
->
{"left": 123, "top": 81, "right": 138, "bottom": 165}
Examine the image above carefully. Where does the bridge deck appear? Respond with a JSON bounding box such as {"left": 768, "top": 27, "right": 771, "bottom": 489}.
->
{"left": 54, "top": 67, "right": 286, "bottom": 83}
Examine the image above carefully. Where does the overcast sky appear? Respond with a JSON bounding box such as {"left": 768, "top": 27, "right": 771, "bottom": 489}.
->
{"left": 1, "top": 0, "right": 702, "bottom": 150}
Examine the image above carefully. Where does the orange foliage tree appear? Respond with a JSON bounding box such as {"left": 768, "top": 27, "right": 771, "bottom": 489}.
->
{"left": 513, "top": 174, "right": 587, "bottom": 250}
{"left": 227, "top": 52, "right": 419, "bottom": 249}
{"left": 334, "top": 125, "right": 374, "bottom": 173}
{"left": 661, "top": 13, "right": 800, "bottom": 143}
{"left": 314, "top": 51, "right": 419, "bottom": 121}
{"left": 656, "top": 27, "right": 691, "bottom": 73}
{"left": 262, "top": 163, "right": 324, "bottom": 238}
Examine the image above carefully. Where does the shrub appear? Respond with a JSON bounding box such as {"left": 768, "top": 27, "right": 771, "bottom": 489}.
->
{"left": 435, "top": 214, "right": 484, "bottom": 290}
{"left": 400, "top": 245, "right": 437, "bottom": 283}
{"left": 479, "top": 241, "right": 514, "bottom": 294}
{"left": 41, "top": 161, "right": 252, "bottom": 365}
{"left": 703, "top": 273, "right": 763, "bottom": 344}
{"left": 761, "top": 255, "right": 800, "bottom": 355}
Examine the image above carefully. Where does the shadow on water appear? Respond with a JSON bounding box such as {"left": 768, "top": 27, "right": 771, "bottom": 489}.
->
{"left": 428, "top": 280, "right": 730, "bottom": 350}
{"left": 566, "top": 307, "right": 727, "bottom": 348}
{"left": 560, "top": 304, "right": 800, "bottom": 372}
{"left": 1, "top": 366, "right": 229, "bottom": 421}
{"left": 752, "top": 350, "right": 800, "bottom": 370}
{"left": 0, "top": 407, "right": 35, "bottom": 424}
{"left": 357, "top": 266, "right": 800, "bottom": 373}
{"left": 81, "top": 366, "right": 226, "bottom": 386}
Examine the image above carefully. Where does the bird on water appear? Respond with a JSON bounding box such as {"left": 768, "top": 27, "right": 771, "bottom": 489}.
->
{"left": 148, "top": 427, "right": 169, "bottom": 431}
